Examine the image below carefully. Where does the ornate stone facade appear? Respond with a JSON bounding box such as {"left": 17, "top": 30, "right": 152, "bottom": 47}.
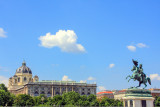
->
{"left": 8, "top": 61, "right": 97, "bottom": 97}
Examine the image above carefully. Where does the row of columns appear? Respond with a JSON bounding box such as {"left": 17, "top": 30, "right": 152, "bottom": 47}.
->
{"left": 51, "top": 86, "right": 75, "bottom": 97}
{"left": 27, "top": 85, "right": 96, "bottom": 97}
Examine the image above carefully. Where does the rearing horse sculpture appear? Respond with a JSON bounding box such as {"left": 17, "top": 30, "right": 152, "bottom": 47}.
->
{"left": 126, "top": 59, "right": 151, "bottom": 89}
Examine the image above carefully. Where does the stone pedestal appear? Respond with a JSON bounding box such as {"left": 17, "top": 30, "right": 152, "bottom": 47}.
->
{"left": 122, "top": 88, "right": 154, "bottom": 107}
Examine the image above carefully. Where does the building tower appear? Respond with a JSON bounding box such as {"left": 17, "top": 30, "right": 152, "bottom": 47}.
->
{"left": 8, "top": 61, "right": 36, "bottom": 91}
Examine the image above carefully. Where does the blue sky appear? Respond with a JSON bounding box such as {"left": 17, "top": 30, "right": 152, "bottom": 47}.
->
{"left": 0, "top": 0, "right": 160, "bottom": 91}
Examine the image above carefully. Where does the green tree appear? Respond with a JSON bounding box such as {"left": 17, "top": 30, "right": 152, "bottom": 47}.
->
{"left": 46, "top": 97, "right": 54, "bottom": 106}
{"left": 76, "top": 94, "right": 98, "bottom": 106}
{"left": 8, "top": 94, "right": 15, "bottom": 106}
{"left": 87, "top": 94, "right": 99, "bottom": 106}
{"left": 90, "top": 99, "right": 99, "bottom": 106}
{"left": 76, "top": 99, "right": 90, "bottom": 106}
{"left": 155, "top": 97, "right": 160, "bottom": 107}
{"left": 0, "top": 84, "right": 14, "bottom": 106}
{"left": 62, "top": 91, "right": 80, "bottom": 105}
{"left": 14, "top": 94, "right": 34, "bottom": 106}
{"left": 100, "top": 97, "right": 123, "bottom": 106}
{"left": 87, "top": 94, "right": 97, "bottom": 102}
{"left": 33, "top": 94, "right": 48, "bottom": 106}
{"left": 100, "top": 97, "right": 108, "bottom": 106}
{"left": 80, "top": 95, "right": 87, "bottom": 101}
{"left": 0, "top": 84, "right": 8, "bottom": 92}
{"left": 52, "top": 95, "right": 63, "bottom": 105}
{"left": 0, "top": 90, "right": 8, "bottom": 106}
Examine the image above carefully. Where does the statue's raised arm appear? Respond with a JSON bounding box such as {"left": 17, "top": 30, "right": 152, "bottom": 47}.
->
{"left": 131, "top": 59, "right": 139, "bottom": 72}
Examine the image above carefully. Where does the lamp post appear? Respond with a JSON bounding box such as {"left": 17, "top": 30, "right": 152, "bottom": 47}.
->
{"left": 41, "top": 97, "right": 44, "bottom": 105}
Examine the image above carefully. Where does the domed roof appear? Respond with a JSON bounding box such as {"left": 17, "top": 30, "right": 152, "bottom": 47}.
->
{"left": 16, "top": 61, "right": 32, "bottom": 74}
{"left": 34, "top": 75, "right": 38, "bottom": 78}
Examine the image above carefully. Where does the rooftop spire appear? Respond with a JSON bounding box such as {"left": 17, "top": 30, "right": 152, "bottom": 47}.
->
{"left": 22, "top": 60, "right": 26, "bottom": 66}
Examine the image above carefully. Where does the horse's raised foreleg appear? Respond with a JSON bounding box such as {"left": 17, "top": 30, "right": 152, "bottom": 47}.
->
{"left": 126, "top": 75, "right": 131, "bottom": 82}
{"left": 128, "top": 77, "right": 134, "bottom": 82}
{"left": 126, "top": 75, "right": 130, "bottom": 79}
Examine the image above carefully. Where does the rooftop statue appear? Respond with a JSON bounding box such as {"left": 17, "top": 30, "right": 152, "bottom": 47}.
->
{"left": 126, "top": 59, "right": 151, "bottom": 89}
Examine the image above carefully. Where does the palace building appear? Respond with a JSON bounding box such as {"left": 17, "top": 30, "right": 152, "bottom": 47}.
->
{"left": 8, "top": 61, "right": 97, "bottom": 97}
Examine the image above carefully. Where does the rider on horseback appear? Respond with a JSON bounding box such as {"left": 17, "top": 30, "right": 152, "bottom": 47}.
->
{"left": 131, "top": 59, "right": 140, "bottom": 81}
{"left": 139, "top": 64, "right": 146, "bottom": 83}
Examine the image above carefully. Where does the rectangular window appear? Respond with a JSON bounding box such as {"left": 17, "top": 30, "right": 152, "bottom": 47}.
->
{"left": 130, "top": 100, "right": 133, "bottom": 107}
{"left": 125, "top": 100, "right": 128, "bottom": 107}
{"left": 142, "top": 100, "right": 146, "bottom": 107}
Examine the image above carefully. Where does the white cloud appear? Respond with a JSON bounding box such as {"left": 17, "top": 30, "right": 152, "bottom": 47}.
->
{"left": 98, "top": 86, "right": 106, "bottom": 91}
{"left": 80, "top": 80, "right": 86, "bottom": 83}
{"left": 150, "top": 74, "right": 160, "bottom": 81}
{"left": 62, "top": 75, "right": 72, "bottom": 81}
{"left": 0, "top": 76, "right": 8, "bottom": 87}
{"left": 127, "top": 43, "right": 148, "bottom": 52}
{"left": 127, "top": 45, "right": 136, "bottom": 52}
{"left": 39, "top": 30, "right": 86, "bottom": 53}
{"left": 88, "top": 76, "right": 96, "bottom": 80}
{"left": 136, "top": 43, "right": 148, "bottom": 48}
{"left": 109, "top": 64, "right": 115, "bottom": 68}
{"left": 0, "top": 28, "right": 7, "bottom": 38}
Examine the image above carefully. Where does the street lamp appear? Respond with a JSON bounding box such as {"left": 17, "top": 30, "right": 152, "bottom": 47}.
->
{"left": 41, "top": 97, "right": 44, "bottom": 105}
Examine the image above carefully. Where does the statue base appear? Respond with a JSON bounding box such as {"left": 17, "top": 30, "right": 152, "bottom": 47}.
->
{"left": 122, "top": 88, "right": 154, "bottom": 107}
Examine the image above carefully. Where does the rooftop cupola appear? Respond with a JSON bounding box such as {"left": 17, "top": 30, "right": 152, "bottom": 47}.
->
{"left": 15, "top": 61, "right": 32, "bottom": 74}
{"left": 22, "top": 60, "right": 26, "bottom": 66}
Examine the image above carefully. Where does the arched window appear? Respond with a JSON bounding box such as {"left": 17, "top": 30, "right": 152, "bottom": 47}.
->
{"left": 87, "top": 92, "right": 90, "bottom": 95}
{"left": 82, "top": 92, "right": 85, "bottom": 95}
{"left": 18, "top": 77, "right": 20, "bottom": 82}
{"left": 47, "top": 91, "right": 51, "bottom": 97}
{"left": 41, "top": 91, "right": 45, "bottom": 94}
{"left": 24, "top": 77, "right": 27, "bottom": 81}
{"left": 34, "top": 91, "right": 39, "bottom": 96}
{"left": 56, "top": 92, "right": 60, "bottom": 95}
{"left": 29, "top": 78, "right": 31, "bottom": 82}
{"left": 15, "top": 79, "right": 17, "bottom": 83}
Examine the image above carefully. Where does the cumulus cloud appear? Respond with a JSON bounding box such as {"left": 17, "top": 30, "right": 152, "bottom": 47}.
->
{"left": 98, "top": 86, "right": 106, "bottom": 91}
{"left": 0, "top": 76, "right": 8, "bottom": 87}
{"left": 127, "top": 45, "right": 136, "bottom": 52}
{"left": 88, "top": 76, "right": 96, "bottom": 80}
{"left": 127, "top": 43, "right": 148, "bottom": 52}
{"left": 109, "top": 64, "right": 115, "bottom": 68}
{"left": 80, "top": 80, "right": 86, "bottom": 83}
{"left": 136, "top": 43, "right": 147, "bottom": 48}
{"left": 62, "top": 75, "right": 72, "bottom": 81}
{"left": 150, "top": 74, "right": 160, "bottom": 81}
{"left": 39, "top": 30, "right": 86, "bottom": 53}
{"left": 0, "top": 28, "right": 7, "bottom": 38}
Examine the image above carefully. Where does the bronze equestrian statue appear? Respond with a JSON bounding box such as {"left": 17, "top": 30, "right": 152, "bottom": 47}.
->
{"left": 126, "top": 59, "right": 151, "bottom": 89}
